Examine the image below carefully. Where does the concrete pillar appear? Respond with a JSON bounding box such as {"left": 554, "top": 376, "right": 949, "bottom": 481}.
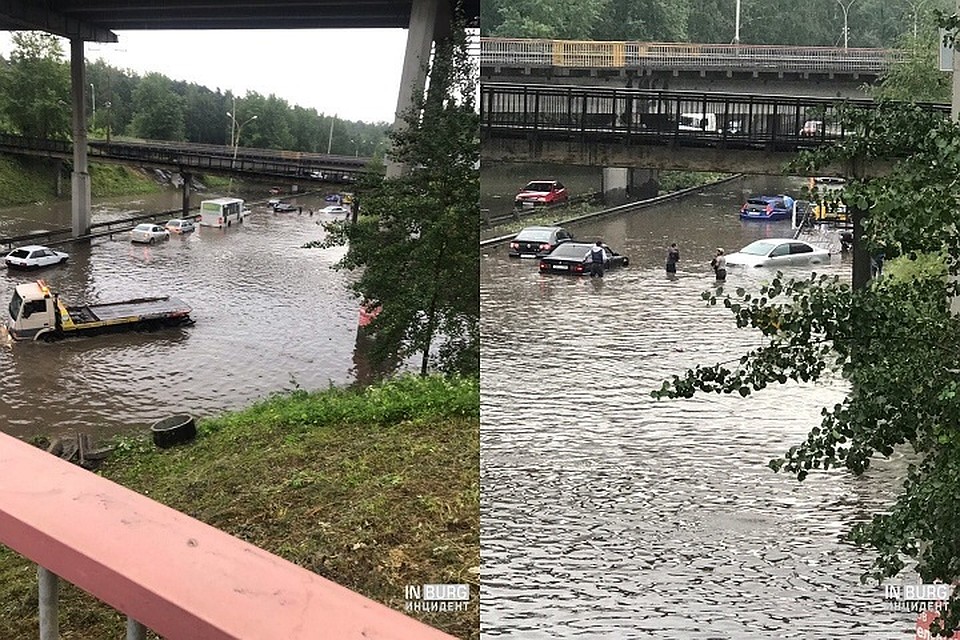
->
{"left": 386, "top": 0, "right": 439, "bottom": 178}
{"left": 181, "top": 172, "right": 191, "bottom": 217}
{"left": 70, "top": 38, "right": 91, "bottom": 238}
{"left": 630, "top": 168, "right": 659, "bottom": 199}
{"left": 126, "top": 617, "right": 146, "bottom": 640}
{"left": 602, "top": 167, "right": 630, "bottom": 205}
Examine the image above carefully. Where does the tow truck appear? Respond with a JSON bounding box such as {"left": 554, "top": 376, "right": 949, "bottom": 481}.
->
{"left": 5, "top": 280, "right": 193, "bottom": 341}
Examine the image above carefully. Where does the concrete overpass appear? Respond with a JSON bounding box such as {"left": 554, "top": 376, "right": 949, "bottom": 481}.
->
{"left": 481, "top": 37, "right": 901, "bottom": 99}
{"left": 0, "top": 0, "right": 479, "bottom": 237}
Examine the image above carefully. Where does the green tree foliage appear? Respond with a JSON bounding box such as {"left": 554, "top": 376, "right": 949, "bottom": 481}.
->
{"left": 483, "top": 0, "right": 953, "bottom": 47}
{"left": 868, "top": 24, "right": 950, "bottom": 102}
{"left": 1, "top": 32, "right": 70, "bottom": 139}
{"left": 0, "top": 32, "right": 388, "bottom": 155}
{"left": 493, "top": 0, "right": 605, "bottom": 39}
{"left": 324, "top": 21, "right": 479, "bottom": 377}
{"left": 129, "top": 73, "right": 187, "bottom": 141}
{"left": 653, "top": 89, "right": 960, "bottom": 635}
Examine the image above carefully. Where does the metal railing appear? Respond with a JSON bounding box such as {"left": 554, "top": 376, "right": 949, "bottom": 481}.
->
{"left": 481, "top": 37, "right": 905, "bottom": 74}
{"left": 0, "top": 431, "right": 456, "bottom": 640}
{"left": 481, "top": 82, "right": 950, "bottom": 151}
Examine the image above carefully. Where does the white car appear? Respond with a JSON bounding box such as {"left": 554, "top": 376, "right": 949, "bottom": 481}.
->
{"left": 725, "top": 238, "right": 831, "bottom": 268}
{"left": 130, "top": 223, "right": 170, "bottom": 244}
{"left": 4, "top": 245, "right": 69, "bottom": 269}
{"left": 165, "top": 219, "right": 196, "bottom": 234}
{"left": 320, "top": 205, "right": 350, "bottom": 215}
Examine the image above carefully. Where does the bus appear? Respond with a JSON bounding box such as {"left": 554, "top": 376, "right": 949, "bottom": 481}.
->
{"left": 199, "top": 197, "right": 249, "bottom": 228}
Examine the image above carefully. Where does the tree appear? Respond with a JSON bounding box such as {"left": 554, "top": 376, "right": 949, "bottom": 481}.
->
{"left": 492, "top": 0, "right": 605, "bottom": 39}
{"left": 653, "top": 68, "right": 960, "bottom": 637}
{"left": 1, "top": 32, "right": 70, "bottom": 140}
{"left": 320, "top": 18, "right": 479, "bottom": 377}
{"left": 129, "top": 73, "right": 186, "bottom": 140}
{"left": 868, "top": 26, "right": 950, "bottom": 102}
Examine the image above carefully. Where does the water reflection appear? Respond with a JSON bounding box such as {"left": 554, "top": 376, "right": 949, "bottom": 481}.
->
{"left": 0, "top": 188, "right": 370, "bottom": 440}
{"left": 480, "top": 175, "right": 911, "bottom": 637}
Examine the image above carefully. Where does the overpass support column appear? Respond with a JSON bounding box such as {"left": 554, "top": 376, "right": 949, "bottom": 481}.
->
{"left": 630, "top": 168, "right": 659, "bottom": 199}
{"left": 70, "top": 39, "right": 91, "bottom": 238}
{"left": 386, "top": 0, "right": 442, "bottom": 178}
{"left": 602, "top": 168, "right": 630, "bottom": 205}
{"left": 180, "top": 172, "right": 192, "bottom": 217}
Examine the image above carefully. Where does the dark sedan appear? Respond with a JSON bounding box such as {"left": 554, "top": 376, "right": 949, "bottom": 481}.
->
{"left": 508, "top": 226, "right": 573, "bottom": 258}
{"left": 538, "top": 242, "right": 629, "bottom": 275}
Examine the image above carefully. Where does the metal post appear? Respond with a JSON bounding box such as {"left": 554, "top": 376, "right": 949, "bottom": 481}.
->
{"left": 734, "top": 0, "right": 741, "bottom": 45}
{"left": 851, "top": 202, "right": 870, "bottom": 290}
{"left": 38, "top": 566, "right": 59, "bottom": 640}
{"left": 125, "top": 617, "right": 146, "bottom": 640}
{"left": 953, "top": 0, "right": 960, "bottom": 122}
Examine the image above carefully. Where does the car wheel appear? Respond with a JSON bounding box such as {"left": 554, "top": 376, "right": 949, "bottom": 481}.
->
{"left": 149, "top": 237, "right": 156, "bottom": 245}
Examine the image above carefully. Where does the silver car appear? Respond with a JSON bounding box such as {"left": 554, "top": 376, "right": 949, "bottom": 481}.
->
{"left": 165, "top": 219, "right": 196, "bottom": 234}
{"left": 130, "top": 223, "right": 170, "bottom": 244}
{"left": 724, "top": 238, "right": 831, "bottom": 268}
{"left": 4, "top": 245, "right": 69, "bottom": 269}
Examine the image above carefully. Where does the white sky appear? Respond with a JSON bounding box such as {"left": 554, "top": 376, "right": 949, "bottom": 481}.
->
{"left": 0, "top": 29, "right": 410, "bottom": 124}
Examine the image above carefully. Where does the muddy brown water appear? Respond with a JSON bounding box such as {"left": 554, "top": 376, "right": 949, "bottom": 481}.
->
{"left": 0, "top": 188, "right": 367, "bottom": 440}
{"left": 480, "top": 174, "right": 916, "bottom": 637}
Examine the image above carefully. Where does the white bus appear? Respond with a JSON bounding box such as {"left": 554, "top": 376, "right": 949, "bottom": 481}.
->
{"left": 199, "top": 197, "right": 249, "bottom": 228}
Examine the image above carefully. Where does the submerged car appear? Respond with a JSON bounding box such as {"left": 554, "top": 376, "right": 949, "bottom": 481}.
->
{"left": 320, "top": 205, "right": 350, "bottom": 215}
{"left": 515, "top": 180, "right": 568, "bottom": 208}
{"left": 724, "top": 238, "right": 830, "bottom": 268}
{"left": 165, "top": 219, "right": 196, "bottom": 234}
{"left": 508, "top": 226, "right": 573, "bottom": 258}
{"left": 739, "top": 195, "right": 795, "bottom": 221}
{"left": 4, "top": 245, "right": 69, "bottom": 269}
{"left": 130, "top": 223, "right": 170, "bottom": 244}
{"left": 538, "top": 241, "right": 629, "bottom": 275}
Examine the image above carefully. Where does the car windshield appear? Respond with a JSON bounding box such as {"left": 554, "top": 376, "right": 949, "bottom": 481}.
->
{"left": 515, "top": 228, "right": 553, "bottom": 242}
{"left": 8, "top": 249, "right": 29, "bottom": 259}
{"left": 134, "top": 224, "right": 153, "bottom": 231}
{"left": 9, "top": 291, "right": 22, "bottom": 321}
{"left": 747, "top": 198, "right": 772, "bottom": 206}
{"left": 167, "top": 220, "right": 180, "bottom": 226}
{"left": 522, "top": 182, "right": 553, "bottom": 192}
{"left": 550, "top": 243, "right": 592, "bottom": 259}
{"left": 739, "top": 240, "right": 780, "bottom": 256}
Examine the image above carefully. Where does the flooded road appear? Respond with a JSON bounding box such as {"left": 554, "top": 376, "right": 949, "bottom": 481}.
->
{"left": 0, "top": 187, "right": 366, "bottom": 440}
{"left": 480, "top": 175, "right": 914, "bottom": 637}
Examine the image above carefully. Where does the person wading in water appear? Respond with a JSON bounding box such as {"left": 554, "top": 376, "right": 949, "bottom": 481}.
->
{"left": 711, "top": 248, "right": 727, "bottom": 283}
{"left": 666, "top": 242, "right": 680, "bottom": 276}
{"left": 586, "top": 240, "right": 606, "bottom": 277}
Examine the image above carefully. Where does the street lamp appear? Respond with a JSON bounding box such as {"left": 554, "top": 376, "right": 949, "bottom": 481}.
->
{"left": 226, "top": 110, "right": 258, "bottom": 165}
{"left": 836, "top": 0, "right": 857, "bottom": 49}
{"left": 733, "top": 0, "right": 741, "bottom": 45}
{"left": 89, "top": 83, "right": 96, "bottom": 124}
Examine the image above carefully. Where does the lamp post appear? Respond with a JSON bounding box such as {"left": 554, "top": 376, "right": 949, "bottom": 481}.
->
{"left": 733, "top": 0, "right": 741, "bottom": 45}
{"left": 836, "top": 0, "right": 857, "bottom": 48}
{"left": 226, "top": 107, "right": 257, "bottom": 192}
{"left": 89, "top": 83, "right": 96, "bottom": 125}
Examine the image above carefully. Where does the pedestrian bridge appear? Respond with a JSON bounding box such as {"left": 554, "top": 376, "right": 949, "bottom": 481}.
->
{"left": 481, "top": 38, "right": 904, "bottom": 98}
{"left": 0, "top": 133, "right": 373, "bottom": 183}
{"left": 480, "top": 82, "right": 950, "bottom": 177}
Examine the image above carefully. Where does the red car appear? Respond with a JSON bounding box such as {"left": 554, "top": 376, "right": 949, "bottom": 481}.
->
{"left": 514, "top": 180, "right": 568, "bottom": 208}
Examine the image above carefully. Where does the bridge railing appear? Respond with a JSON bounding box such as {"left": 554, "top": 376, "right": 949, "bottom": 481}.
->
{"left": 0, "top": 431, "right": 456, "bottom": 640}
{"left": 481, "top": 82, "right": 950, "bottom": 150}
{"left": 482, "top": 37, "right": 905, "bottom": 74}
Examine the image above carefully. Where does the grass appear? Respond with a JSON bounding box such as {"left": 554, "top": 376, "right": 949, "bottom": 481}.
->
{"left": 88, "top": 163, "right": 162, "bottom": 198}
{"left": 0, "top": 374, "right": 479, "bottom": 639}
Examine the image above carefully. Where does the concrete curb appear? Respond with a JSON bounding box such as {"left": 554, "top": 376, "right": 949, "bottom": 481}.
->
{"left": 479, "top": 174, "right": 743, "bottom": 249}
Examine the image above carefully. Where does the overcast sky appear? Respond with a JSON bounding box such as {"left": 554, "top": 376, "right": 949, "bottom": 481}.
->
{"left": 0, "top": 29, "right": 411, "bottom": 124}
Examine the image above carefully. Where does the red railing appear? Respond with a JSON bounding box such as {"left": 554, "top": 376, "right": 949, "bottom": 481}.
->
{"left": 0, "top": 431, "right": 456, "bottom": 639}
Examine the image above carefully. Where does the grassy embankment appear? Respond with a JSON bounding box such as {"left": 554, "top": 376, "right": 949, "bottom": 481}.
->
{"left": 0, "top": 155, "right": 164, "bottom": 208}
{"left": 0, "top": 374, "right": 480, "bottom": 640}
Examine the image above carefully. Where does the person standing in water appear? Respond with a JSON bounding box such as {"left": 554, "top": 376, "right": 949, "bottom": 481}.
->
{"left": 586, "top": 240, "right": 606, "bottom": 277}
{"left": 711, "top": 248, "right": 727, "bottom": 282}
{"left": 666, "top": 243, "right": 680, "bottom": 275}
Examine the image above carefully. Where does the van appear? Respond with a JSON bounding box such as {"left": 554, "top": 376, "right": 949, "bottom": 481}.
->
{"left": 199, "top": 197, "right": 249, "bottom": 228}
{"left": 678, "top": 112, "right": 719, "bottom": 132}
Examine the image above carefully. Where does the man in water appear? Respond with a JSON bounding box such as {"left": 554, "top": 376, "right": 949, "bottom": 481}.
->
{"left": 586, "top": 240, "right": 606, "bottom": 277}
{"left": 666, "top": 243, "right": 680, "bottom": 275}
{"left": 711, "top": 248, "right": 727, "bottom": 282}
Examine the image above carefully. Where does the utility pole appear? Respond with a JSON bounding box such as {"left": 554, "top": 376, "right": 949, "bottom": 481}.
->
{"left": 326, "top": 116, "right": 335, "bottom": 154}
{"left": 733, "top": 0, "right": 741, "bottom": 45}
{"left": 836, "top": 0, "right": 856, "bottom": 49}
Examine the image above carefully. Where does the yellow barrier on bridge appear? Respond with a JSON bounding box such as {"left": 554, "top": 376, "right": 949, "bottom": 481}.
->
{"left": 551, "top": 40, "right": 625, "bottom": 67}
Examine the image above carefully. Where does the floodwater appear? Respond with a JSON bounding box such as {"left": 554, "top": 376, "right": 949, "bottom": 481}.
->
{"left": 0, "top": 187, "right": 367, "bottom": 440}
{"left": 480, "top": 175, "right": 916, "bottom": 637}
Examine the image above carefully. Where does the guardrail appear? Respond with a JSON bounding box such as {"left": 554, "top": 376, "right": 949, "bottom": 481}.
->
{"left": 481, "top": 37, "right": 904, "bottom": 73}
{"left": 0, "top": 431, "right": 455, "bottom": 640}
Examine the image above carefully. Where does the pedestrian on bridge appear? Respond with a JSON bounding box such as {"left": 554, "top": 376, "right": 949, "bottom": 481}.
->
{"left": 666, "top": 243, "right": 680, "bottom": 275}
